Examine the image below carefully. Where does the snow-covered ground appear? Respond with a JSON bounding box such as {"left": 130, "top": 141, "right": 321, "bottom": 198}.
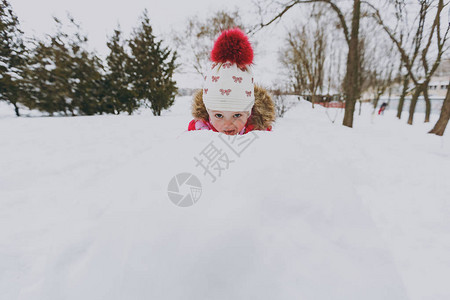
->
{"left": 1, "top": 97, "right": 449, "bottom": 300}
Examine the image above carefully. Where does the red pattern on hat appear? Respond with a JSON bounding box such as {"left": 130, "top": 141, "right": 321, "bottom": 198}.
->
{"left": 220, "top": 89, "right": 231, "bottom": 96}
{"left": 232, "top": 76, "right": 243, "bottom": 83}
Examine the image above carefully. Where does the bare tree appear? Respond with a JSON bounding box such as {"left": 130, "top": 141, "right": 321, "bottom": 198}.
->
{"left": 253, "top": 0, "right": 363, "bottom": 128}
{"left": 368, "top": 0, "right": 449, "bottom": 124}
{"left": 397, "top": 68, "right": 410, "bottom": 119}
{"left": 280, "top": 4, "right": 327, "bottom": 108}
{"left": 271, "top": 86, "right": 296, "bottom": 118}
{"left": 325, "top": 41, "right": 346, "bottom": 97}
{"left": 359, "top": 34, "right": 398, "bottom": 113}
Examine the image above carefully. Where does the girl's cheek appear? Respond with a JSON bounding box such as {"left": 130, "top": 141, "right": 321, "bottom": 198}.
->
{"left": 237, "top": 118, "right": 247, "bottom": 126}
{"left": 211, "top": 119, "right": 222, "bottom": 128}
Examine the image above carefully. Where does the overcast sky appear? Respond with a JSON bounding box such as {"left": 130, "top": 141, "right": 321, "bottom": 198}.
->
{"left": 10, "top": 0, "right": 253, "bottom": 51}
{"left": 7, "top": 1, "right": 450, "bottom": 89}
{"left": 9, "top": 0, "right": 289, "bottom": 88}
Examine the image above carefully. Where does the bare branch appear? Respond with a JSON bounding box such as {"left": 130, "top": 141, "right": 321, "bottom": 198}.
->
{"left": 363, "top": 0, "right": 418, "bottom": 84}
{"left": 253, "top": 0, "right": 350, "bottom": 43}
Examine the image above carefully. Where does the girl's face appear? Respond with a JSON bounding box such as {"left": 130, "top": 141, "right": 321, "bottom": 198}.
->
{"left": 208, "top": 110, "right": 250, "bottom": 135}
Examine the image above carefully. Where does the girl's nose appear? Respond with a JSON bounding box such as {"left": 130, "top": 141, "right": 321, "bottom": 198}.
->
{"left": 224, "top": 118, "right": 234, "bottom": 125}
{"left": 223, "top": 118, "right": 235, "bottom": 129}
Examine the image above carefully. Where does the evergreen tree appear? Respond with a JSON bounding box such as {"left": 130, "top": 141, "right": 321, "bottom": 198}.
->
{"left": 128, "top": 10, "right": 177, "bottom": 116}
{"left": 24, "top": 16, "right": 103, "bottom": 116}
{"left": 0, "top": 0, "right": 27, "bottom": 116}
{"left": 23, "top": 40, "right": 64, "bottom": 115}
{"left": 57, "top": 16, "right": 104, "bottom": 116}
{"left": 104, "top": 27, "right": 137, "bottom": 115}
{"left": 24, "top": 19, "right": 76, "bottom": 115}
{"left": 69, "top": 30, "right": 104, "bottom": 115}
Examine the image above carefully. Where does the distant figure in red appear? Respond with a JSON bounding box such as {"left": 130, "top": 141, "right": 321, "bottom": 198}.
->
{"left": 378, "top": 102, "right": 388, "bottom": 115}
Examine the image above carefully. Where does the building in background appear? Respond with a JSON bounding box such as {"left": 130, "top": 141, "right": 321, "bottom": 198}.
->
{"left": 427, "top": 58, "right": 450, "bottom": 97}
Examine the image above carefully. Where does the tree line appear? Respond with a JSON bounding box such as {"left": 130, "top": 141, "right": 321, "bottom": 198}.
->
{"left": 254, "top": 0, "right": 449, "bottom": 135}
{"left": 0, "top": 1, "right": 177, "bottom": 117}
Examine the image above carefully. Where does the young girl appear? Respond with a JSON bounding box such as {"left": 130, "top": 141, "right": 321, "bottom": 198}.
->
{"left": 187, "top": 28, "right": 275, "bottom": 135}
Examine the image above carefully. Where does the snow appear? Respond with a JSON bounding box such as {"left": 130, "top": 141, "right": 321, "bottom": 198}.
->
{"left": 1, "top": 97, "right": 450, "bottom": 299}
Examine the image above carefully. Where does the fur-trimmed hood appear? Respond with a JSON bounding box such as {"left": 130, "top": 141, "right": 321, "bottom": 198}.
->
{"left": 191, "top": 85, "right": 276, "bottom": 130}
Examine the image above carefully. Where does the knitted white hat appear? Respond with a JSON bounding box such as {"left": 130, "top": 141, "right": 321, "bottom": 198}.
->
{"left": 202, "top": 28, "right": 255, "bottom": 112}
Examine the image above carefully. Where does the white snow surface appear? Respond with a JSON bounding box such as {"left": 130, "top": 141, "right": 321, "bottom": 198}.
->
{"left": 1, "top": 98, "right": 450, "bottom": 300}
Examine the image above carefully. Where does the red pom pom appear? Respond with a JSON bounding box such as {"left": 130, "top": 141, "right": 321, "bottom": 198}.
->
{"left": 210, "top": 28, "right": 253, "bottom": 66}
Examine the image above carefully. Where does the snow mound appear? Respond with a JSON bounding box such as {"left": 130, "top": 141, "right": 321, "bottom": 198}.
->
{"left": 1, "top": 97, "right": 449, "bottom": 299}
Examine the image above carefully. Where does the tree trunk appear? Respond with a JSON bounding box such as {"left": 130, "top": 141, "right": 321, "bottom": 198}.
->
{"left": 12, "top": 102, "right": 20, "bottom": 117}
{"left": 429, "top": 81, "right": 450, "bottom": 136}
{"left": 373, "top": 93, "right": 381, "bottom": 113}
{"left": 388, "top": 84, "right": 392, "bottom": 105}
{"left": 397, "top": 74, "right": 409, "bottom": 119}
{"left": 68, "top": 106, "right": 74, "bottom": 116}
{"left": 342, "top": 0, "right": 361, "bottom": 128}
{"left": 407, "top": 84, "right": 423, "bottom": 125}
{"left": 423, "top": 80, "right": 431, "bottom": 123}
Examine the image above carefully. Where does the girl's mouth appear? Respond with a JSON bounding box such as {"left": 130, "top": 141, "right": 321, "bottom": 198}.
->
{"left": 223, "top": 130, "right": 236, "bottom": 135}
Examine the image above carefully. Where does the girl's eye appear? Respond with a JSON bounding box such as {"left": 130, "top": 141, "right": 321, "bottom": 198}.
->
{"left": 233, "top": 114, "right": 242, "bottom": 118}
{"left": 215, "top": 114, "right": 223, "bottom": 119}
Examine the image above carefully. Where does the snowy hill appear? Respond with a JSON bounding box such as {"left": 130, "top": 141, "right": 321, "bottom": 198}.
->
{"left": 1, "top": 98, "right": 449, "bottom": 299}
